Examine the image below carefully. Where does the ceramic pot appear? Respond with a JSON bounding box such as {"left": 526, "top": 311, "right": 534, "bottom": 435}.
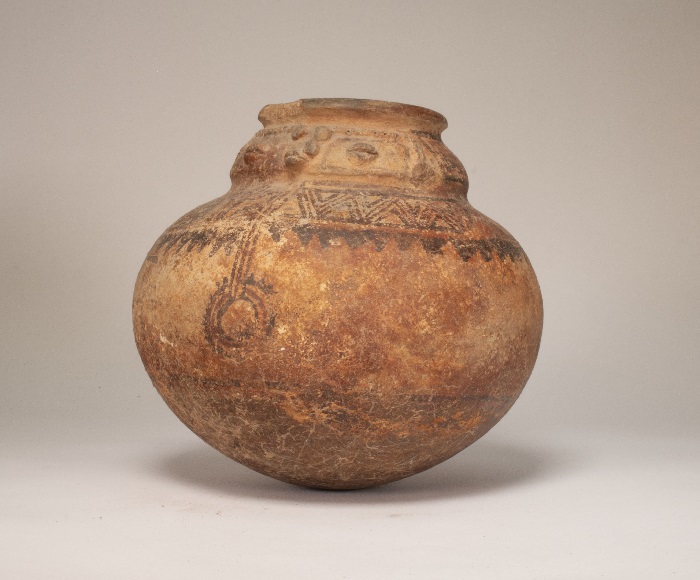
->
{"left": 133, "top": 99, "right": 543, "bottom": 489}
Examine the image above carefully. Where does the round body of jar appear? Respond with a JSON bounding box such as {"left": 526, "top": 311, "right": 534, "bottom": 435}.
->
{"left": 133, "top": 99, "right": 543, "bottom": 489}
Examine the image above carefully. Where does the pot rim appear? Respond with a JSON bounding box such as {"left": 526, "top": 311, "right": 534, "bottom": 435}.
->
{"left": 258, "top": 98, "right": 448, "bottom": 135}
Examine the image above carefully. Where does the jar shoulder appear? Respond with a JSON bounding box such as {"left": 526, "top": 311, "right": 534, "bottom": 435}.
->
{"left": 150, "top": 182, "right": 524, "bottom": 257}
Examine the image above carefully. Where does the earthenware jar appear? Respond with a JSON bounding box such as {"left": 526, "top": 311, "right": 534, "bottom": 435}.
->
{"left": 133, "top": 99, "right": 543, "bottom": 489}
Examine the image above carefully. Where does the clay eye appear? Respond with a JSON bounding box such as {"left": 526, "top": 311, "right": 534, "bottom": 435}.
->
{"left": 284, "top": 149, "right": 306, "bottom": 167}
{"left": 290, "top": 126, "right": 307, "bottom": 140}
{"left": 243, "top": 144, "right": 269, "bottom": 165}
{"left": 347, "top": 142, "right": 378, "bottom": 163}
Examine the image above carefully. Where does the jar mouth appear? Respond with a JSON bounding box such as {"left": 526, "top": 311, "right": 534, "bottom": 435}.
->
{"left": 258, "top": 98, "right": 448, "bottom": 135}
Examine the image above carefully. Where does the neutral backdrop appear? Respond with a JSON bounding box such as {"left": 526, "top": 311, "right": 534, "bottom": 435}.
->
{"left": 2, "top": 1, "right": 699, "bottom": 578}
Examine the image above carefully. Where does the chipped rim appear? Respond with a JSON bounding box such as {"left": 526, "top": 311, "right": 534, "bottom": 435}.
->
{"left": 259, "top": 98, "right": 448, "bottom": 134}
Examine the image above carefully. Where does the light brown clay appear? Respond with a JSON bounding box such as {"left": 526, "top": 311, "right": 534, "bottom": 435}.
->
{"left": 133, "top": 99, "right": 543, "bottom": 490}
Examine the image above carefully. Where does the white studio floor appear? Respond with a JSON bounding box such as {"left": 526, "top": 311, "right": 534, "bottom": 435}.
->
{"left": 3, "top": 425, "right": 698, "bottom": 579}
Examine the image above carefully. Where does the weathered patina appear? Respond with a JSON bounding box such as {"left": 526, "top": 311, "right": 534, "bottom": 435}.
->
{"left": 133, "top": 99, "right": 543, "bottom": 489}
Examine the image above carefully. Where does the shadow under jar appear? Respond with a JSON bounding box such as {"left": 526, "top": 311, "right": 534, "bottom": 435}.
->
{"left": 133, "top": 98, "right": 543, "bottom": 490}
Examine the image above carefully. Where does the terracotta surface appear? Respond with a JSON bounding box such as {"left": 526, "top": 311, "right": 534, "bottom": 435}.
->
{"left": 133, "top": 99, "right": 543, "bottom": 489}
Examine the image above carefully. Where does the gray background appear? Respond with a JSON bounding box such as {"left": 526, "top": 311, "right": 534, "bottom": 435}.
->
{"left": 2, "top": 1, "right": 698, "bottom": 578}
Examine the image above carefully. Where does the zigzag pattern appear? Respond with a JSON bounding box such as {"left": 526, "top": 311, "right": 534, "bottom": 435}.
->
{"left": 297, "top": 185, "right": 470, "bottom": 233}
{"left": 292, "top": 184, "right": 523, "bottom": 263}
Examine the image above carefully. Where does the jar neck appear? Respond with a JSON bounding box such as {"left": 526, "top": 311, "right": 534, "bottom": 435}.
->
{"left": 230, "top": 100, "right": 468, "bottom": 200}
